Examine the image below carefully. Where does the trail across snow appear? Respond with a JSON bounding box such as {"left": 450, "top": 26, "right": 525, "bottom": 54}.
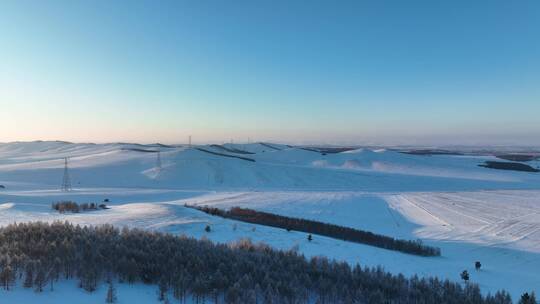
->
{"left": 385, "top": 190, "right": 540, "bottom": 253}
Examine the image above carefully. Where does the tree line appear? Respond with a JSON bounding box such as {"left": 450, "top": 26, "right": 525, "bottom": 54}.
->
{"left": 190, "top": 205, "right": 441, "bottom": 257}
{"left": 0, "top": 221, "right": 515, "bottom": 303}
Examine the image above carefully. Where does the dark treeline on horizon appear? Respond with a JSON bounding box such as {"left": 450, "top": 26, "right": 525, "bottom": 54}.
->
{"left": 0, "top": 222, "right": 514, "bottom": 303}
{"left": 190, "top": 205, "right": 441, "bottom": 257}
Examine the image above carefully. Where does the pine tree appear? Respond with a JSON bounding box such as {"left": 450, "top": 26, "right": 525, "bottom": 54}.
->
{"left": 532, "top": 292, "right": 538, "bottom": 304}
{"left": 48, "top": 257, "right": 62, "bottom": 291}
{"left": 225, "top": 282, "right": 241, "bottom": 304}
{"left": 492, "top": 290, "right": 512, "bottom": 304}
{"left": 106, "top": 281, "right": 117, "bottom": 303}
{"left": 34, "top": 266, "right": 46, "bottom": 292}
{"left": 0, "top": 265, "right": 15, "bottom": 290}
{"left": 519, "top": 291, "right": 538, "bottom": 304}
{"left": 475, "top": 261, "right": 482, "bottom": 271}
{"left": 460, "top": 270, "right": 469, "bottom": 283}
{"left": 158, "top": 278, "right": 168, "bottom": 301}
{"left": 23, "top": 262, "right": 34, "bottom": 288}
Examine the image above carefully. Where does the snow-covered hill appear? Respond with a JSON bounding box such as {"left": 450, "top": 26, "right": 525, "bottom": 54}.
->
{"left": 1, "top": 141, "right": 538, "bottom": 190}
{"left": 0, "top": 141, "right": 539, "bottom": 301}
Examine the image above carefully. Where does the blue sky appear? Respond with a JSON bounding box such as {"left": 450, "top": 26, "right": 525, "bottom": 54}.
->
{"left": 1, "top": 0, "right": 539, "bottom": 145}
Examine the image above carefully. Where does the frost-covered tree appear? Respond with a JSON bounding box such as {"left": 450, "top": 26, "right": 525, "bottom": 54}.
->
{"left": 158, "top": 278, "right": 168, "bottom": 301}
{"left": 106, "top": 281, "right": 117, "bottom": 303}
{"left": 23, "top": 261, "right": 34, "bottom": 288}
{"left": 0, "top": 265, "right": 15, "bottom": 290}
{"left": 34, "top": 261, "right": 46, "bottom": 292}
{"left": 0, "top": 222, "right": 513, "bottom": 304}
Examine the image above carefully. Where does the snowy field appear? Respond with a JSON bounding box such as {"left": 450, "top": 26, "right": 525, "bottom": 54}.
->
{"left": 386, "top": 191, "right": 540, "bottom": 253}
{"left": 0, "top": 141, "right": 539, "bottom": 301}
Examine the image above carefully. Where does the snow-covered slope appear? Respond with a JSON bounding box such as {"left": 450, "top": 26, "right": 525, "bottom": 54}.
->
{"left": 0, "top": 141, "right": 539, "bottom": 300}
{"left": 2, "top": 141, "right": 538, "bottom": 191}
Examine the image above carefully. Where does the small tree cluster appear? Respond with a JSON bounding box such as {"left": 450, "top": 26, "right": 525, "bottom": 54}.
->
{"left": 52, "top": 201, "right": 107, "bottom": 213}
{"left": 52, "top": 201, "right": 80, "bottom": 213}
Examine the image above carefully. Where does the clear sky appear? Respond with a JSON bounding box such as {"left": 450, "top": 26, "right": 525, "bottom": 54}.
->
{"left": 1, "top": 0, "right": 539, "bottom": 145}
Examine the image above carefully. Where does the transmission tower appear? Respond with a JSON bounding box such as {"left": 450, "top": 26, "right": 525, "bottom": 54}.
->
{"left": 61, "top": 157, "right": 72, "bottom": 192}
{"left": 156, "top": 150, "right": 162, "bottom": 173}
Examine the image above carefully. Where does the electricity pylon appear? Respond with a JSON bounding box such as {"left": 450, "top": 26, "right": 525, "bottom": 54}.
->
{"left": 156, "top": 150, "right": 162, "bottom": 173}
{"left": 61, "top": 157, "right": 72, "bottom": 192}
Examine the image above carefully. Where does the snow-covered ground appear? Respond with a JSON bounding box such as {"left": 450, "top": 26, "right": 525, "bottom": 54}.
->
{"left": 0, "top": 141, "right": 539, "bottom": 301}
{"left": 386, "top": 190, "right": 540, "bottom": 253}
{"left": 0, "top": 280, "right": 159, "bottom": 304}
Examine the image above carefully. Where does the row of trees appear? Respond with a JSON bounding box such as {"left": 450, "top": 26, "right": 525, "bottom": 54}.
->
{"left": 0, "top": 221, "right": 515, "bottom": 303}
{"left": 191, "top": 205, "right": 441, "bottom": 257}
{"left": 51, "top": 201, "right": 107, "bottom": 213}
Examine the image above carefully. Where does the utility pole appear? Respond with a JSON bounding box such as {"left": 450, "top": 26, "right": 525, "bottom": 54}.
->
{"left": 156, "top": 150, "right": 162, "bottom": 173}
{"left": 61, "top": 157, "right": 72, "bottom": 192}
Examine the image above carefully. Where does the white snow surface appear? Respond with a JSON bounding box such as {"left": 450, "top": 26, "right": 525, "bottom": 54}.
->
{"left": 0, "top": 141, "right": 539, "bottom": 301}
